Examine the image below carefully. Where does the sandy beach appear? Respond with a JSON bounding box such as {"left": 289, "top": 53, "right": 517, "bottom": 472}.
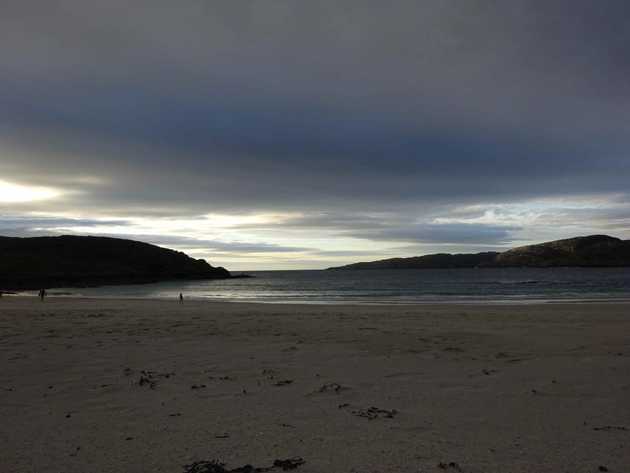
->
{"left": 1, "top": 297, "right": 629, "bottom": 473}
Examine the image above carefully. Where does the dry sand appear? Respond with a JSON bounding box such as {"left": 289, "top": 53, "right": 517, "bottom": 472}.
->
{"left": 1, "top": 297, "right": 629, "bottom": 473}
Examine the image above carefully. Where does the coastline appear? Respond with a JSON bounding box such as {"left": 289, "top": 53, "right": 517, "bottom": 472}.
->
{"left": 2, "top": 297, "right": 629, "bottom": 472}
{"left": 7, "top": 265, "right": 630, "bottom": 307}
{"left": 7, "top": 292, "right": 630, "bottom": 306}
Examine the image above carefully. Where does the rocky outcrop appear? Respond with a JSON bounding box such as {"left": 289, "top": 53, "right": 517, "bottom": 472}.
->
{"left": 0, "top": 235, "right": 231, "bottom": 290}
{"left": 329, "top": 235, "right": 630, "bottom": 270}
{"left": 493, "top": 235, "right": 630, "bottom": 267}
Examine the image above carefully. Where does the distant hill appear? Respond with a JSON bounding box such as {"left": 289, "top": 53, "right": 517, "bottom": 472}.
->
{"left": 328, "top": 235, "right": 630, "bottom": 270}
{"left": 0, "top": 235, "right": 231, "bottom": 290}
{"left": 494, "top": 235, "right": 630, "bottom": 267}
{"left": 329, "top": 252, "right": 499, "bottom": 270}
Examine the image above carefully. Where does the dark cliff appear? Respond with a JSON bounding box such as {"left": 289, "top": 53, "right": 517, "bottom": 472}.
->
{"left": 493, "top": 235, "right": 630, "bottom": 267}
{"left": 328, "top": 235, "right": 630, "bottom": 270}
{"left": 0, "top": 235, "right": 231, "bottom": 290}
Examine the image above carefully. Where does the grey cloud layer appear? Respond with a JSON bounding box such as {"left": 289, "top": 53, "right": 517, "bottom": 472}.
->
{"left": 2, "top": 1, "right": 630, "bottom": 244}
{"left": 243, "top": 212, "right": 519, "bottom": 245}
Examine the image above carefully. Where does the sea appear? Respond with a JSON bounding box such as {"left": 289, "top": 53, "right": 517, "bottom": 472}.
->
{"left": 35, "top": 267, "right": 630, "bottom": 304}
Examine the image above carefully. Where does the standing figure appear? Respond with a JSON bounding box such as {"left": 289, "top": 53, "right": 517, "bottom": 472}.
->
{"left": 179, "top": 293, "right": 184, "bottom": 304}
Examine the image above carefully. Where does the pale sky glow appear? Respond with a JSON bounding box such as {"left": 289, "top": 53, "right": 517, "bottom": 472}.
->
{"left": 10, "top": 193, "right": 630, "bottom": 270}
{"left": 0, "top": 180, "right": 62, "bottom": 203}
{"left": 22, "top": 211, "right": 398, "bottom": 269}
{"left": 2, "top": 2, "right": 630, "bottom": 269}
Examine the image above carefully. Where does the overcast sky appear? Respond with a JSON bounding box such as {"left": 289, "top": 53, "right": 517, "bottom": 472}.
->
{"left": 2, "top": 1, "right": 630, "bottom": 269}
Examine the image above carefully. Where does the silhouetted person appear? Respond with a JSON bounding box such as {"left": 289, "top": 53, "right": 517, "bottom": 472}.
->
{"left": 39, "top": 289, "right": 46, "bottom": 301}
{"left": 179, "top": 293, "right": 184, "bottom": 304}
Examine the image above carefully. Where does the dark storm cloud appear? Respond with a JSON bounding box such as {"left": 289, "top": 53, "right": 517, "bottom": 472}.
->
{"left": 2, "top": 1, "right": 630, "bottom": 236}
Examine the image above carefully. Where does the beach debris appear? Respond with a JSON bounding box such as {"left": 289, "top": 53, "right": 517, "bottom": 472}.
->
{"left": 214, "top": 434, "right": 230, "bottom": 439}
{"left": 209, "top": 375, "right": 234, "bottom": 381}
{"left": 262, "top": 369, "right": 276, "bottom": 379}
{"left": 351, "top": 406, "right": 397, "bottom": 420}
{"left": 273, "top": 458, "right": 305, "bottom": 470}
{"left": 274, "top": 379, "right": 294, "bottom": 387}
{"left": 443, "top": 346, "right": 464, "bottom": 353}
{"left": 482, "top": 369, "right": 497, "bottom": 376}
{"left": 139, "top": 373, "right": 157, "bottom": 389}
{"left": 338, "top": 403, "right": 350, "bottom": 409}
{"left": 316, "top": 382, "right": 348, "bottom": 394}
{"left": 183, "top": 457, "right": 305, "bottom": 473}
{"left": 191, "top": 384, "right": 207, "bottom": 390}
{"left": 506, "top": 358, "right": 525, "bottom": 363}
{"left": 184, "top": 460, "right": 230, "bottom": 473}
{"left": 593, "top": 425, "right": 628, "bottom": 432}
{"left": 137, "top": 370, "right": 174, "bottom": 389}
{"left": 598, "top": 466, "right": 609, "bottom": 472}
{"left": 438, "top": 461, "right": 462, "bottom": 471}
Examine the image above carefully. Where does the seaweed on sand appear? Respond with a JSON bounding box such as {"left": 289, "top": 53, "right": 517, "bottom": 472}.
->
{"left": 184, "top": 458, "right": 305, "bottom": 473}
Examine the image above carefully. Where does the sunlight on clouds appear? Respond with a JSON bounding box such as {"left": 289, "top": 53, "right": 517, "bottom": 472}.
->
{"left": 202, "top": 213, "right": 294, "bottom": 228}
{"left": 18, "top": 209, "right": 392, "bottom": 270}
{"left": 44, "top": 213, "right": 295, "bottom": 236}
{"left": 433, "top": 209, "right": 540, "bottom": 226}
{"left": 431, "top": 195, "right": 630, "bottom": 249}
{"left": 433, "top": 195, "right": 629, "bottom": 228}
{"left": 0, "top": 180, "right": 62, "bottom": 203}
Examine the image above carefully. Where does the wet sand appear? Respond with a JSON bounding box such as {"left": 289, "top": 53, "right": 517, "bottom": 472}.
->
{"left": 1, "top": 297, "right": 629, "bottom": 473}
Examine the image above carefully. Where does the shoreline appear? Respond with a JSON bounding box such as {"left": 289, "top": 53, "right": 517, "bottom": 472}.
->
{"left": 5, "top": 293, "right": 630, "bottom": 307}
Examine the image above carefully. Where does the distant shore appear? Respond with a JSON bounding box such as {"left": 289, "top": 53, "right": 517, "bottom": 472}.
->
{"left": 2, "top": 297, "right": 630, "bottom": 473}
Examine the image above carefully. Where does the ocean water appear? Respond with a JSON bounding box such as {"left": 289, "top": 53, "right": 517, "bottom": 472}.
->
{"left": 41, "top": 267, "right": 630, "bottom": 304}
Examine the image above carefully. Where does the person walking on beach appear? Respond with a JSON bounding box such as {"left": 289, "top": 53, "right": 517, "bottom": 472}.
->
{"left": 39, "top": 288, "right": 46, "bottom": 301}
{"left": 179, "top": 293, "right": 184, "bottom": 304}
